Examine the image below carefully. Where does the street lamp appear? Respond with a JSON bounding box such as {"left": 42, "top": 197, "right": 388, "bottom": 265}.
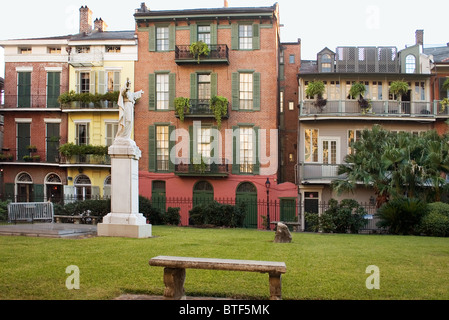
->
{"left": 265, "top": 178, "right": 271, "bottom": 230}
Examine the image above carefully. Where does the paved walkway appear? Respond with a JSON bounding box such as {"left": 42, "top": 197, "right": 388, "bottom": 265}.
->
{"left": 0, "top": 223, "right": 97, "bottom": 238}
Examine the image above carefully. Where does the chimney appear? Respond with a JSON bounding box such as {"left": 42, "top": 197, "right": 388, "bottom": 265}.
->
{"left": 94, "top": 18, "right": 108, "bottom": 32}
{"left": 224, "top": 0, "right": 229, "bottom": 8}
{"left": 79, "top": 6, "right": 93, "bottom": 34}
{"left": 415, "top": 29, "right": 424, "bottom": 46}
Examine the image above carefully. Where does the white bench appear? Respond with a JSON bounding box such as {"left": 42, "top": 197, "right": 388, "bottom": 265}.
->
{"left": 149, "top": 256, "right": 287, "bottom": 300}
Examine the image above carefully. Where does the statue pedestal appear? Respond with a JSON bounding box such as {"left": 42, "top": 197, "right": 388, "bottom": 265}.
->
{"left": 97, "top": 138, "right": 152, "bottom": 238}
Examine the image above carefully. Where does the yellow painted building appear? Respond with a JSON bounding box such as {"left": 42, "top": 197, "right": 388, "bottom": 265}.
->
{"left": 62, "top": 30, "right": 138, "bottom": 199}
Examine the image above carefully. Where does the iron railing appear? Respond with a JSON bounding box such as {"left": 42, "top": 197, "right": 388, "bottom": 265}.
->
{"left": 175, "top": 159, "right": 230, "bottom": 177}
{"left": 175, "top": 44, "right": 230, "bottom": 63}
{"left": 8, "top": 202, "right": 54, "bottom": 224}
{"left": 1, "top": 94, "right": 62, "bottom": 109}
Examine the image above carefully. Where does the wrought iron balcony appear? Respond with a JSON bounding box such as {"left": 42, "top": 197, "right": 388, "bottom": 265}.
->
{"left": 175, "top": 44, "right": 230, "bottom": 64}
{"left": 299, "top": 163, "right": 346, "bottom": 183}
{"left": 1, "top": 95, "right": 61, "bottom": 109}
{"left": 300, "top": 100, "right": 438, "bottom": 119}
{"left": 175, "top": 159, "right": 230, "bottom": 177}
{"left": 176, "top": 99, "right": 229, "bottom": 119}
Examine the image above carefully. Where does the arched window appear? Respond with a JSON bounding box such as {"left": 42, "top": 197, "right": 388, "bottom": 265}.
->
{"left": 236, "top": 182, "right": 257, "bottom": 193}
{"left": 74, "top": 174, "right": 92, "bottom": 200}
{"left": 406, "top": 55, "right": 416, "bottom": 74}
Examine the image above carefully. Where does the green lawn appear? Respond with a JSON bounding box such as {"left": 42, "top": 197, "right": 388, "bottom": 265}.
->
{"left": 0, "top": 226, "right": 448, "bottom": 300}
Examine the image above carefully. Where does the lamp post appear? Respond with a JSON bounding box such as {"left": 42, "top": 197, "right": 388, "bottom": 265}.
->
{"left": 265, "top": 178, "right": 271, "bottom": 230}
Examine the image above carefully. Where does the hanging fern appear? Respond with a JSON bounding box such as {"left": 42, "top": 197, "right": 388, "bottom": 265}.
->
{"left": 174, "top": 97, "right": 191, "bottom": 122}
{"left": 189, "top": 41, "right": 210, "bottom": 64}
{"left": 443, "top": 78, "right": 449, "bottom": 91}
{"left": 349, "top": 82, "right": 366, "bottom": 99}
{"left": 389, "top": 81, "right": 409, "bottom": 100}
{"left": 210, "top": 95, "right": 228, "bottom": 128}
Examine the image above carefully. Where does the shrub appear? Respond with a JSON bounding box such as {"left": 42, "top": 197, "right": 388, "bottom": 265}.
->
{"left": 163, "top": 207, "right": 181, "bottom": 226}
{"left": 0, "top": 201, "right": 9, "bottom": 221}
{"left": 419, "top": 212, "right": 449, "bottom": 237}
{"left": 427, "top": 202, "right": 449, "bottom": 217}
{"left": 57, "top": 199, "right": 111, "bottom": 217}
{"left": 139, "top": 196, "right": 164, "bottom": 225}
{"left": 376, "top": 198, "right": 427, "bottom": 235}
{"left": 304, "top": 199, "right": 367, "bottom": 233}
{"left": 189, "top": 201, "right": 246, "bottom": 228}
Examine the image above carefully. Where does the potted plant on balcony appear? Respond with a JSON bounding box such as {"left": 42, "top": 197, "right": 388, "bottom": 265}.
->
{"left": 305, "top": 80, "right": 327, "bottom": 112}
{"left": 26, "top": 145, "right": 37, "bottom": 153}
{"left": 174, "top": 97, "right": 191, "bottom": 122}
{"left": 440, "top": 98, "right": 449, "bottom": 114}
{"left": 58, "top": 90, "right": 77, "bottom": 108}
{"left": 349, "top": 82, "right": 372, "bottom": 115}
{"left": 389, "top": 80, "right": 409, "bottom": 100}
{"left": 210, "top": 95, "right": 228, "bottom": 128}
{"left": 189, "top": 41, "right": 210, "bottom": 64}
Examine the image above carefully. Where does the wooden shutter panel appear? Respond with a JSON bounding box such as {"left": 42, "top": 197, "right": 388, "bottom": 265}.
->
{"left": 4, "top": 183, "right": 15, "bottom": 202}
{"left": 169, "top": 24, "right": 176, "bottom": 51}
{"left": 18, "top": 72, "right": 31, "bottom": 108}
{"left": 252, "top": 24, "right": 260, "bottom": 50}
{"left": 210, "top": 125, "right": 218, "bottom": 160}
{"left": 253, "top": 126, "right": 260, "bottom": 175}
{"left": 211, "top": 73, "right": 218, "bottom": 97}
{"left": 253, "top": 72, "right": 261, "bottom": 111}
{"left": 98, "top": 71, "right": 106, "bottom": 94}
{"left": 169, "top": 125, "right": 176, "bottom": 172}
{"left": 232, "top": 73, "right": 240, "bottom": 110}
{"left": 76, "top": 71, "right": 81, "bottom": 93}
{"left": 148, "top": 126, "right": 156, "bottom": 172}
{"left": 169, "top": 73, "right": 176, "bottom": 111}
{"left": 89, "top": 71, "right": 96, "bottom": 94}
{"left": 113, "top": 72, "right": 121, "bottom": 92}
{"left": 149, "top": 26, "right": 156, "bottom": 52}
{"left": 17, "top": 123, "right": 30, "bottom": 160}
{"left": 189, "top": 125, "right": 194, "bottom": 164}
{"left": 232, "top": 126, "right": 240, "bottom": 174}
{"left": 190, "top": 73, "right": 198, "bottom": 100}
{"left": 210, "top": 23, "right": 217, "bottom": 46}
{"left": 190, "top": 24, "right": 197, "bottom": 44}
{"left": 47, "top": 72, "right": 60, "bottom": 108}
{"left": 148, "top": 74, "right": 156, "bottom": 110}
{"left": 33, "top": 184, "right": 45, "bottom": 202}
{"left": 231, "top": 24, "right": 239, "bottom": 50}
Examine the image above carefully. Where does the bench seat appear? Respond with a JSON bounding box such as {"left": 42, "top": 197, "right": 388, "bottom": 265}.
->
{"left": 149, "top": 256, "right": 286, "bottom": 300}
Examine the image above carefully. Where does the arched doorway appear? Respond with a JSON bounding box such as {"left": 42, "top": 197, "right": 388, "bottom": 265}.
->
{"left": 15, "top": 172, "right": 35, "bottom": 202}
{"left": 151, "top": 181, "right": 166, "bottom": 215}
{"left": 74, "top": 174, "right": 92, "bottom": 200}
{"left": 45, "top": 173, "right": 63, "bottom": 203}
{"left": 193, "top": 181, "right": 214, "bottom": 207}
{"left": 236, "top": 182, "right": 258, "bottom": 229}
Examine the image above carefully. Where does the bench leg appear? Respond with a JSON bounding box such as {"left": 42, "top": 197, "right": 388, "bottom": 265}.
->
{"left": 269, "top": 273, "right": 282, "bottom": 300}
{"left": 163, "top": 268, "right": 186, "bottom": 300}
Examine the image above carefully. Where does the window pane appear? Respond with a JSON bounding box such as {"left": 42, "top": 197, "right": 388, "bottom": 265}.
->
{"left": 157, "top": 27, "right": 169, "bottom": 51}
{"left": 198, "top": 74, "right": 211, "bottom": 101}
{"left": 156, "top": 126, "right": 169, "bottom": 171}
{"left": 156, "top": 74, "right": 169, "bottom": 110}
{"left": 239, "top": 25, "right": 253, "bottom": 50}
{"left": 239, "top": 73, "right": 253, "bottom": 109}
{"left": 239, "top": 127, "right": 254, "bottom": 173}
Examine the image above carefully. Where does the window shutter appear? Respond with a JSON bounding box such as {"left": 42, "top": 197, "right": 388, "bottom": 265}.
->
{"left": 169, "top": 73, "right": 176, "bottom": 110}
{"left": 18, "top": 72, "right": 31, "bottom": 108}
{"left": 47, "top": 72, "right": 60, "bottom": 108}
{"left": 210, "top": 23, "right": 217, "bottom": 46}
{"left": 232, "top": 73, "right": 240, "bottom": 110}
{"left": 252, "top": 24, "right": 260, "bottom": 50}
{"left": 149, "top": 26, "right": 156, "bottom": 52}
{"left": 253, "top": 72, "right": 261, "bottom": 111}
{"left": 76, "top": 71, "right": 80, "bottom": 93}
{"left": 17, "top": 123, "right": 30, "bottom": 160}
{"left": 113, "top": 72, "right": 121, "bottom": 92}
{"left": 211, "top": 125, "right": 218, "bottom": 160}
{"left": 91, "top": 186, "right": 100, "bottom": 199}
{"left": 190, "top": 73, "right": 198, "bottom": 100}
{"left": 253, "top": 126, "right": 260, "bottom": 175}
{"left": 232, "top": 126, "right": 240, "bottom": 174}
{"left": 148, "top": 126, "right": 156, "bottom": 172}
{"left": 4, "top": 183, "right": 15, "bottom": 202}
{"left": 169, "top": 125, "right": 176, "bottom": 172}
{"left": 189, "top": 125, "right": 194, "bottom": 164}
{"left": 148, "top": 74, "right": 156, "bottom": 110}
{"left": 231, "top": 23, "right": 239, "bottom": 50}
{"left": 98, "top": 71, "right": 106, "bottom": 94}
{"left": 89, "top": 71, "right": 96, "bottom": 94}
{"left": 169, "top": 24, "right": 176, "bottom": 51}
{"left": 211, "top": 73, "right": 218, "bottom": 97}
{"left": 190, "top": 24, "right": 198, "bottom": 44}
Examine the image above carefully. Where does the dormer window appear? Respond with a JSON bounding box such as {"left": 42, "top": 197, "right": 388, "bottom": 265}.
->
{"left": 106, "top": 46, "right": 121, "bottom": 53}
{"left": 406, "top": 55, "right": 416, "bottom": 74}
{"left": 48, "top": 47, "right": 61, "bottom": 54}
{"left": 321, "top": 54, "right": 332, "bottom": 73}
{"left": 19, "top": 48, "right": 32, "bottom": 55}
{"left": 76, "top": 46, "right": 90, "bottom": 54}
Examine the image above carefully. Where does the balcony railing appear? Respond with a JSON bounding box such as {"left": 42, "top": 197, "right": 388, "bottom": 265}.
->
{"left": 61, "top": 101, "right": 118, "bottom": 110}
{"left": 60, "top": 154, "right": 111, "bottom": 166}
{"left": 300, "top": 100, "right": 440, "bottom": 118}
{"left": 175, "top": 44, "right": 230, "bottom": 64}
{"left": 175, "top": 159, "right": 230, "bottom": 177}
{"left": 68, "top": 50, "right": 104, "bottom": 67}
{"left": 176, "top": 99, "right": 229, "bottom": 118}
{"left": 299, "top": 163, "right": 346, "bottom": 182}
{"left": 1, "top": 95, "right": 61, "bottom": 109}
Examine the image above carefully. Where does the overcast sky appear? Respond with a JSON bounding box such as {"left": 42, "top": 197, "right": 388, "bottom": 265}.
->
{"left": 1, "top": 0, "right": 448, "bottom": 78}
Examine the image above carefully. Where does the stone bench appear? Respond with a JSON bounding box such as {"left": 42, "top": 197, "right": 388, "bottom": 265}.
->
{"left": 54, "top": 215, "right": 101, "bottom": 225}
{"left": 149, "top": 256, "right": 287, "bottom": 300}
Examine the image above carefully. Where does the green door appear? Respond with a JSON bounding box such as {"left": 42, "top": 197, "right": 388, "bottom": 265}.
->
{"left": 47, "top": 72, "right": 60, "bottom": 108}
{"left": 17, "top": 123, "right": 31, "bottom": 161}
{"left": 280, "top": 199, "right": 297, "bottom": 222}
{"left": 192, "top": 181, "right": 214, "bottom": 208}
{"left": 151, "top": 181, "right": 166, "bottom": 215}
{"left": 236, "top": 182, "right": 258, "bottom": 229}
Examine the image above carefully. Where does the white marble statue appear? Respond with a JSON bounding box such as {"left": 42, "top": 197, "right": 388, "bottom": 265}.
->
{"left": 116, "top": 79, "right": 144, "bottom": 140}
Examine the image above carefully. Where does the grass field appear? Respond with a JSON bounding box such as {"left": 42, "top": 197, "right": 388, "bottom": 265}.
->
{"left": 0, "top": 226, "right": 448, "bottom": 300}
